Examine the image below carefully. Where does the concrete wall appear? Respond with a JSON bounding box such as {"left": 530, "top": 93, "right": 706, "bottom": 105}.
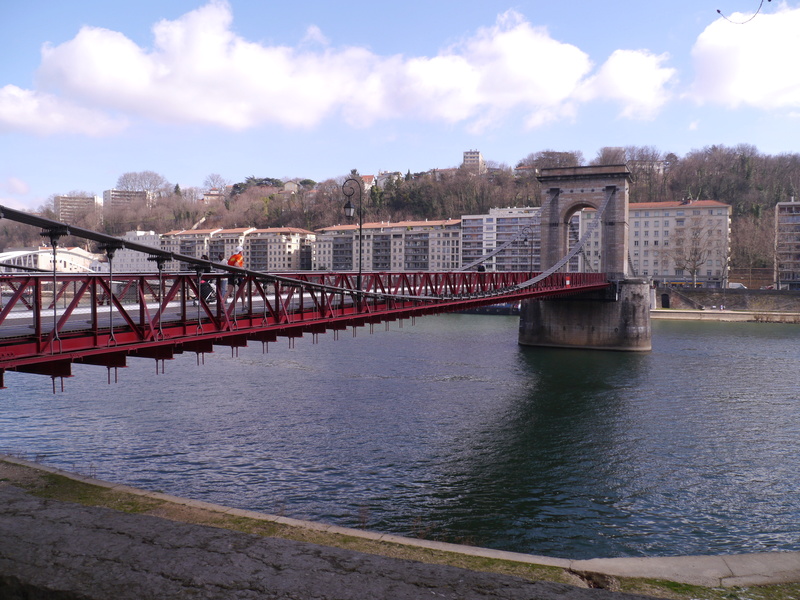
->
{"left": 519, "top": 279, "right": 652, "bottom": 351}
{"left": 656, "top": 288, "right": 800, "bottom": 312}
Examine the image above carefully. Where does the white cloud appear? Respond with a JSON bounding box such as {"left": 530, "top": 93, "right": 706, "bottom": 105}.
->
{"left": 578, "top": 49, "right": 676, "bottom": 119}
{"left": 0, "top": 177, "right": 32, "bottom": 210}
{"left": 0, "top": 85, "right": 127, "bottom": 136}
{"left": 3, "top": 176, "right": 30, "bottom": 195}
{"left": 8, "top": 1, "right": 676, "bottom": 135}
{"left": 689, "top": 5, "right": 800, "bottom": 109}
{"left": 301, "top": 25, "right": 329, "bottom": 47}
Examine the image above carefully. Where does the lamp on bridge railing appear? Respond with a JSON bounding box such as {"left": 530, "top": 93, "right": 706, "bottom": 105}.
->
{"left": 342, "top": 177, "right": 363, "bottom": 293}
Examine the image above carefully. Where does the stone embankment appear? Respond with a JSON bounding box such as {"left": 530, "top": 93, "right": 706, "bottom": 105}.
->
{"left": 651, "top": 309, "right": 800, "bottom": 323}
{"left": 653, "top": 287, "right": 800, "bottom": 323}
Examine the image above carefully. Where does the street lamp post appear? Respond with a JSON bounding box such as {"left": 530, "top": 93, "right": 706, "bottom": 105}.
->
{"left": 521, "top": 226, "right": 534, "bottom": 274}
{"left": 342, "top": 177, "right": 363, "bottom": 293}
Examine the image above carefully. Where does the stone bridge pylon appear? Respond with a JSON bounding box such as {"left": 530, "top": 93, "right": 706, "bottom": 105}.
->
{"left": 539, "top": 165, "right": 631, "bottom": 281}
{"left": 519, "top": 165, "right": 652, "bottom": 351}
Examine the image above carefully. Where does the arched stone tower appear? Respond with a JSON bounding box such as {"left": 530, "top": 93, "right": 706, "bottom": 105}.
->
{"left": 519, "top": 165, "right": 651, "bottom": 351}
{"left": 539, "top": 165, "right": 631, "bottom": 280}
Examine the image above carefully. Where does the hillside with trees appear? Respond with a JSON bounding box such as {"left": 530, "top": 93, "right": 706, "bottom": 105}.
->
{"left": 3, "top": 144, "right": 798, "bottom": 271}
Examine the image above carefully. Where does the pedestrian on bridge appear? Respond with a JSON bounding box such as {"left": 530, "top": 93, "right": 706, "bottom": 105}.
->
{"left": 226, "top": 246, "right": 244, "bottom": 302}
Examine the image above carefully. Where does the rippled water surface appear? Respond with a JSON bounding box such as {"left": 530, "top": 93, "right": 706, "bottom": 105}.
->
{"left": 2, "top": 316, "right": 798, "bottom": 559}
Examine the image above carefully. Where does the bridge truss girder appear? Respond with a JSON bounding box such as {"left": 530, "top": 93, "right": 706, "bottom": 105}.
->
{"left": 0, "top": 270, "right": 610, "bottom": 389}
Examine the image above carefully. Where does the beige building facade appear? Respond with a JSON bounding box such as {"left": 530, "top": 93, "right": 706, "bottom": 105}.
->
{"left": 627, "top": 200, "right": 731, "bottom": 285}
{"left": 314, "top": 219, "right": 461, "bottom": 272}
{"left": 158, "top": 227, "right": 315, "bottom": 272}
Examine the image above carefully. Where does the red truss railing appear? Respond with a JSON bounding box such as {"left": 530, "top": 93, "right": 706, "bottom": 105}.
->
{"left": 0, "top": 270, "right": 610, "bottom": 387}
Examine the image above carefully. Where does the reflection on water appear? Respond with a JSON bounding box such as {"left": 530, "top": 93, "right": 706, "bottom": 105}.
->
{"left": 1, "top": 316, "right": 798, "bottom": 559}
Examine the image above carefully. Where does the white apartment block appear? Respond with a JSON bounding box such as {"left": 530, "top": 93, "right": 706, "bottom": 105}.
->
{"left": 112, "top": 231, "right": 161, "bottom": 272}
{"left": 53, "top": 195, "right": 101, "bottom": 223}
{"left": 462, "top": 149, "right": 486, "bottom": 174}
{"left": 461, "top": 207, "right": 542, "bottom": 272}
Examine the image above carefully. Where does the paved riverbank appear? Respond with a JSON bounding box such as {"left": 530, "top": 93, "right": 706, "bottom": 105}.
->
{"left": 2, "top": 456, "right": 800, "bottom": 599}
{"left": 0, "top": 484, "right": 653, "bottom": 600}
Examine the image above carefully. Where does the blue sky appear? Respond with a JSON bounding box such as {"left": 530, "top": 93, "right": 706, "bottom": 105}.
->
{"left": 2, "top": 0, "right": 800, "bottom": 211}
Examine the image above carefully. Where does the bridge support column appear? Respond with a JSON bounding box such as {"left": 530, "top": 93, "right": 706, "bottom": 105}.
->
{"left": 518, "top": 279, "right": 651, "bottom": 351}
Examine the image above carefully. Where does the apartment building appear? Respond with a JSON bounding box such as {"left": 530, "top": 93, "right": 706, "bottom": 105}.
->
{"left": 245, "top": 228, "right": 316, "bottom": 272}
{"left": 314, "top": 219, "right": 461, "bottom": 272}
{"left": 53, "top": 195, "right": 100, "bottom": 223}
{"left": 461, "top": 207, "right": 542, "bottom": 272}
{"left": 460, "top": 206, "right": 589, "bottom": 273}
{"left": 581, "top": 200, "right": 731, "bottom": 284}
{"left": 462, "top": 149, "right": 486, "bottom": 175}
{"left": 775, "top": 198, "right": 800, "bottom": 290}
{"left": 458, "top": 199, "right": 730, "bottom": 283}
{"left": 159, "top": 228, "right": 254, "bottom": 271}
{"left": 158, "top": 227, "right": 316, "bottom": 273}
{"left": 627, "top": 200, "right": 731, "bottom": 285}
{"left": 102, "top": 189, "right": 155, "bottom": 210}
{"left": 112, "top": 231, "right": 161, "bottom": 272}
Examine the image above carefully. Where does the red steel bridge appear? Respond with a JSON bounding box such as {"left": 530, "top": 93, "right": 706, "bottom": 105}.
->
{"left": 0, "top": 205, "right": 611, "bottom": 390}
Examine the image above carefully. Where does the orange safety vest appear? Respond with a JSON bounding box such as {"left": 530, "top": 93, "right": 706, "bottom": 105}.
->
{"left": 227, "top": 252, "right": 243, "bottom": 268}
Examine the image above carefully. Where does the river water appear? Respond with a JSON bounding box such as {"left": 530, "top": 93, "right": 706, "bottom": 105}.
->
{"left": 1, "top": 315, "right": 798, "bottom": 560}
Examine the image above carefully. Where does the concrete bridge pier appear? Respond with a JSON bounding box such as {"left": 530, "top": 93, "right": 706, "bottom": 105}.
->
{"left": 518, "top": 279, "right": 652, "bottom": 351}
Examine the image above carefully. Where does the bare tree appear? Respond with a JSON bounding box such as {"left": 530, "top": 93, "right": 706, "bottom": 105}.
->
{"left": 590, "top": 147, "right": 627, "bottom": 165}
{"left": 625, "top": 145, "right": 668, "bottom": 203}
{"left": 116, "top": 171, "right": 172, "bottom": 196}
{"left": 730, "top": 214, "right": 774, "bottom": 272}
{"left": 178, "top": 186, "right": 203, "bottom": 203}
{"left": 203, "top": 173, "right": 230, "bottom": 192}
